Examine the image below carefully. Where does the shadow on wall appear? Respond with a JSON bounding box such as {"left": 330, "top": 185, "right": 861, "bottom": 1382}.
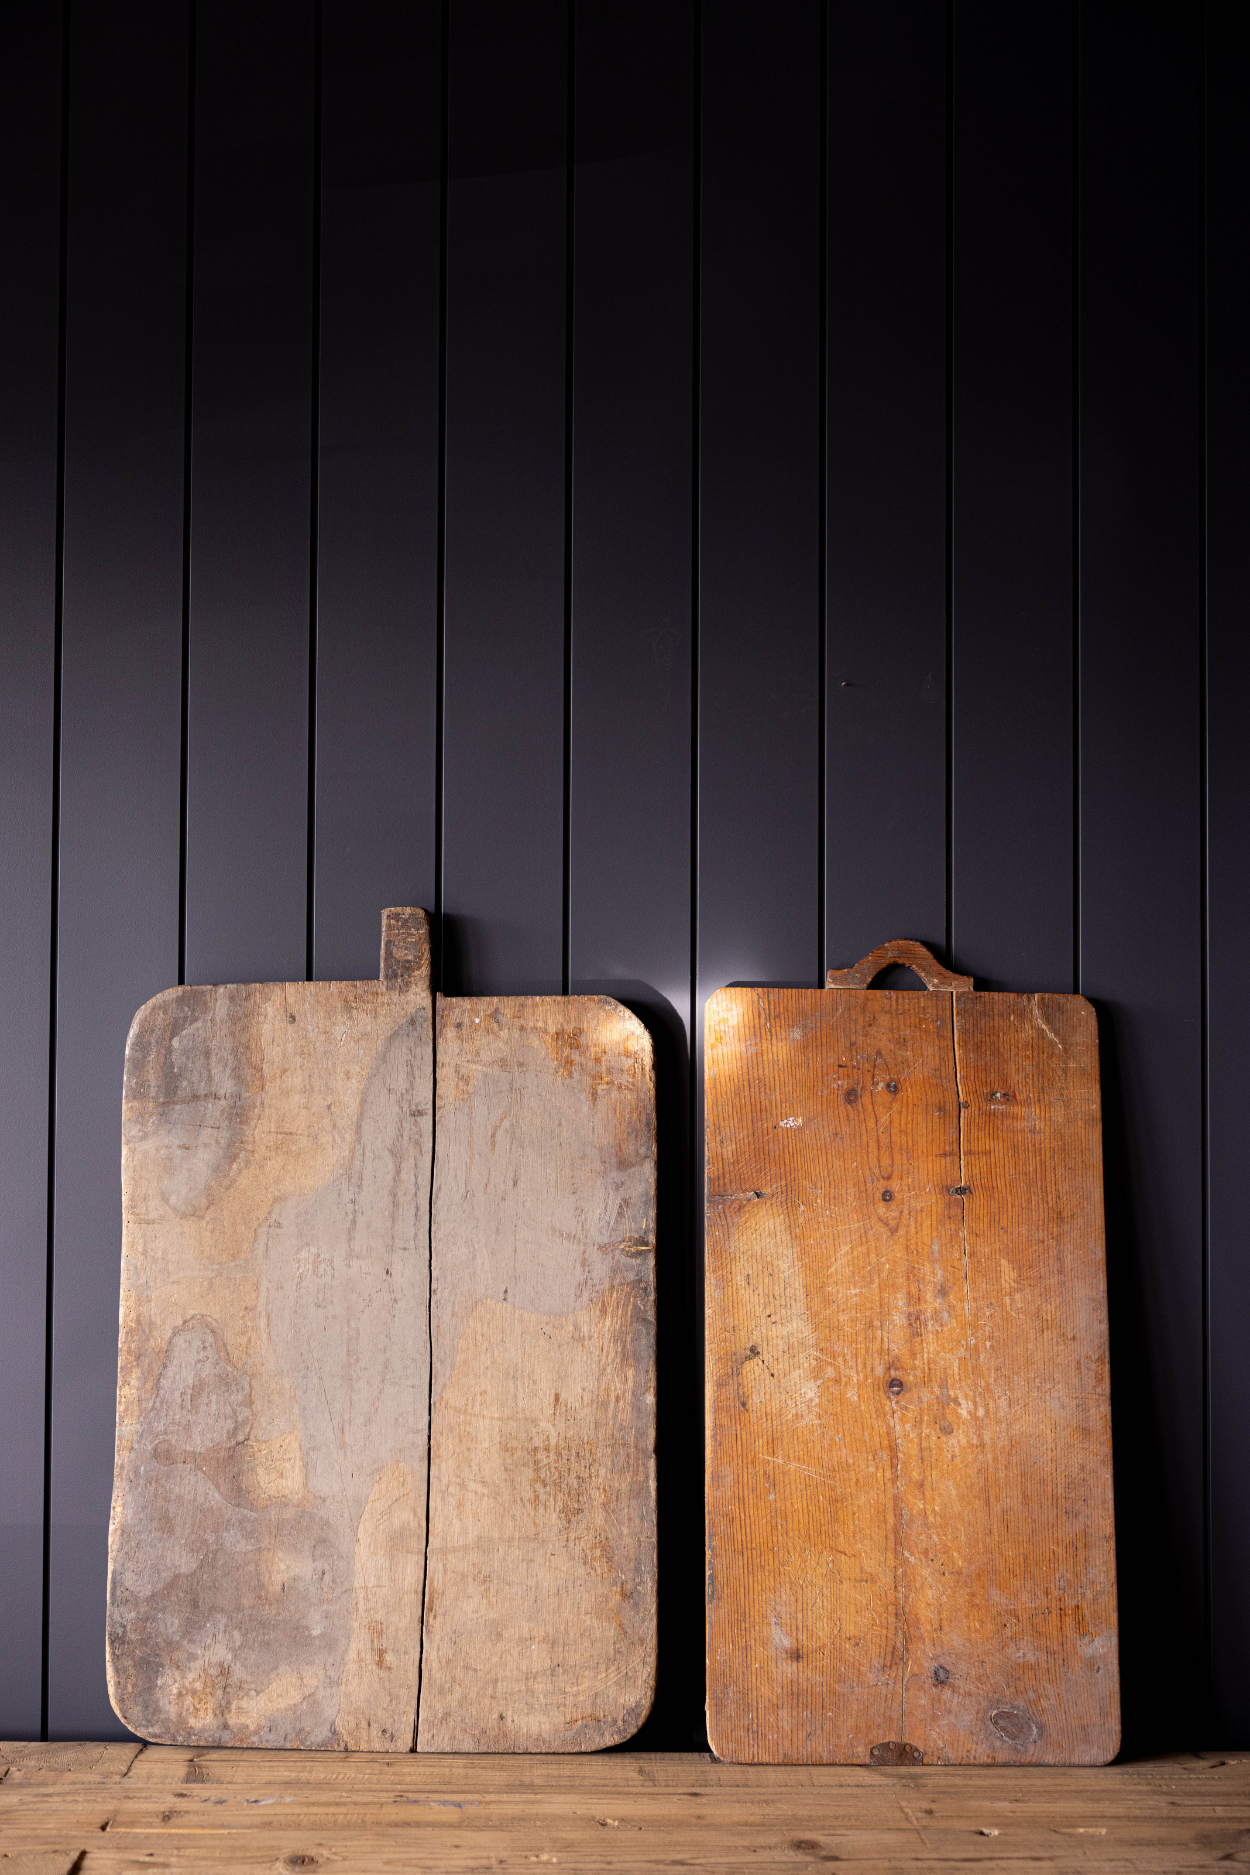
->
{"left": 1095, "top": 1004, "right": 1208, "bottom": 1758}
{"left": 436, "top": 914, "right": 562, "bottom": 1000}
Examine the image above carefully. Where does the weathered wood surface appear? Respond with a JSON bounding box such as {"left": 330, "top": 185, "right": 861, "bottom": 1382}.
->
{"left": 825, "top": 937, "right": 974, "bottom": 992}
{"left": 107, "top": 910, "right": 434, "bottom": 1750}
{"left": 705, "top": 948, "right": 1118, "bottom": 1765}
{"left": 108, "top": 915, "right": 659, "bottom": 1753}
{"left": 4, "top": 1745, "right": 1248, "bottom": 1872}
{"left": 417, "top": 996, "right": 657, "bottom": 1752}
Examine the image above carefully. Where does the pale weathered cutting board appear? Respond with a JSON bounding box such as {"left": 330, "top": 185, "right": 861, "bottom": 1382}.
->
{"left": 704, "top": 938, "right": 1119, "bottom": 1766}
{"left": 107, "top": 912, "right": 657, "bottom": 1752}
{"left": 107, "top": 909, "right": 434, "bottom": 1749}
{"left": 418, "top": 996, "right": 657, "bottom": 1751}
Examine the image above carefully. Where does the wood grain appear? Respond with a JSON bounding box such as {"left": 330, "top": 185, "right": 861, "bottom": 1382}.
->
{"left": 825, "top": 938, "right": 973, "bottom": 991}
{"left": 704, "top": 976, "right": 1117, "bottom": 1764}
{"left": 417, "top": 996, "right": 657, "bottom": 1752}
{"left": 2, "top": 1745, "right": 1246, "bottom": 1873}
{"left": 106, "top": 910, "right": 434, "bottom": 1750}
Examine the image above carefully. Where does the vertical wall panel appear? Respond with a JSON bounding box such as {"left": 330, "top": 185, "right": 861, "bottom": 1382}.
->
{"left": 569, "top": 4, "right": 692, "bottom": 1022}
{"left": 1207, "top": 3, "right": 1250, "bottom": 1745}
{"left": 185, "top": 0, "right": 315, "bottom": 986}
{"left": 569, "top": 0, "right": 696, "bottom": 1744}
{"left": 0, "top": 0, "right": 63, "bottom": 1739}
{"left": 48, "top": 0, "right": 188, "bottom": 1739}
{"left": 951, "top": 3, "right": 1074, "bottom": 992}
{"left": 312, "top": 0, "right": 443, "bottom": 982}
{"left": 1079, "top": 0, "right": 1205, "bottom": 1751}
{"left": 699, "top": 0, "right": 822, "bottom": 1006}
{"left": 441, "top": 0, "right": 568, "bottom": 996}
{"left": 825, "top": 4, "right": 947, "bottom": 971}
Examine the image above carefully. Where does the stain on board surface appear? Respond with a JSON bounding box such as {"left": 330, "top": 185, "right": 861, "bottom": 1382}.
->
{"left": 109, "top": 970, "right": 433, "bottom": 1749}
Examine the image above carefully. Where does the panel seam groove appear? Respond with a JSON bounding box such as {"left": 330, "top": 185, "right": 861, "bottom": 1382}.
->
{"left": 1071, "top": 0, "right": 1081, "bottom": 996}
{"left": 41, "top": 0, "right": 73, "bottom": 1743}
{"left": 305, "top": 0, "right": 324, "bottom": 982}
{"left": 178, "top": 0, "right": 197, "bottom": 987}
{"left": 1198, "top": 0, "right": 1212, "bottom": 1708}
{"left": 690, "top": 0, "right": 706, "bottom": 1752}
{"left": 816, "top": 0, "right": 828, "bottom": 985}
{"left": 943, "top": 0, "right": 954, "bottom": 967}
{"left": 433, "top": 0, "right": 450, "bottom": 983}
{"left": 561, "top": 0, "right": 577, "bottom": 998}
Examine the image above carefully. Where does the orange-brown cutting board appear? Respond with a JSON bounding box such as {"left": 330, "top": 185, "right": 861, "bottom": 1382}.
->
{"left": 704, "top": 939, "right": 1119, "bottom": 1765}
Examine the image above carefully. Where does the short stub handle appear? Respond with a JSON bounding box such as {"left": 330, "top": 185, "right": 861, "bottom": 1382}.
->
{"left": 826, "top": 938, "right": 973, "bottom": 992}
{"left": 380, "top": 907, "right": 432, "bottom": 991}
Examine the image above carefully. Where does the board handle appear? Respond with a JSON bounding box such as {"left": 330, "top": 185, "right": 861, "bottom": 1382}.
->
{"left": 826, "top": 938, "right": 973, "bottom": 992}
{"left": 380, "top": 907, "right": 432, "bottom": 991}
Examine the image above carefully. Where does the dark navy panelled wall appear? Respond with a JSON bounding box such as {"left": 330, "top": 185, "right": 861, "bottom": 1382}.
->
{"left": 0, "top": 0, "right": 1245, "bottom": 1751}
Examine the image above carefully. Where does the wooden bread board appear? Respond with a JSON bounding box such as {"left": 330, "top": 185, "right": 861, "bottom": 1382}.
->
{"left": 107, "top": 911, "right": 656, "bottom": 1751}
{"left": 704, "top": 939, "right": 1119, "bottom": 1765}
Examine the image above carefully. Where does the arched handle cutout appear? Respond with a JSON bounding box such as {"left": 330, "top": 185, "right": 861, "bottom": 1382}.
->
{"left": 826, "top": 939, "right": 973, "bottom": 992}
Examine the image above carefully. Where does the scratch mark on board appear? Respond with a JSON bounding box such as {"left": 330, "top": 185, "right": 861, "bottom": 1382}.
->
{"left": 1032, "top": 994, "right": 1064, "bottom": 1051}
{"left": 760, "top": 1453, "right": 839, "bottom": 1489}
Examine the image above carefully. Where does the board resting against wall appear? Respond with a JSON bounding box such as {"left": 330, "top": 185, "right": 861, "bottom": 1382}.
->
{"left": 704, "top": 939, "right": 1119, "bottom": 1766}
{"left": 106, "top": 911, "right": 657, "bottom": 1751}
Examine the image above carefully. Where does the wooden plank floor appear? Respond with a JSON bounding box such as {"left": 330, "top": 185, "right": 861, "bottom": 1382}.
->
{"left": 1, "top": 1743, "right": 1246, "bottom": 1872}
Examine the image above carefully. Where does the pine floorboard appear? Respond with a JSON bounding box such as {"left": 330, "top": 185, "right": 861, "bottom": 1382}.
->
{"left": 2, "top": 1743, "right": 1246, "bottom": 1871}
